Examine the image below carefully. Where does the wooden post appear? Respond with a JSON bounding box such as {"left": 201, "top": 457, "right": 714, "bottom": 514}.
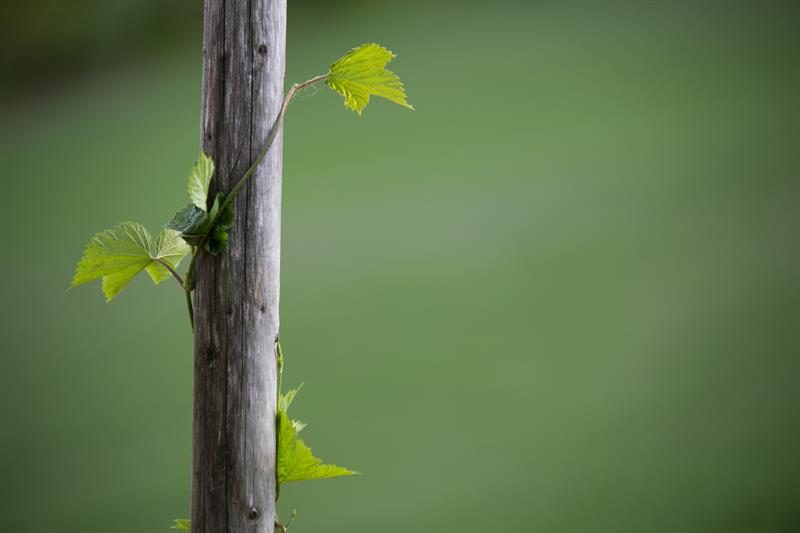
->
{"left": 192, "top": 1, "right": 286, "bottom": 532}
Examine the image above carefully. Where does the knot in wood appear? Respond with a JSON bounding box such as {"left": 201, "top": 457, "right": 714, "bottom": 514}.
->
{"left": 248, "top": 507, "right": 259, "bottom": 520}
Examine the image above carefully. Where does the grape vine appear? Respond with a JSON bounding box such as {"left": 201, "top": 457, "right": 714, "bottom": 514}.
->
{"left": 70, "top": 43, "right": 412, "bottom": 531}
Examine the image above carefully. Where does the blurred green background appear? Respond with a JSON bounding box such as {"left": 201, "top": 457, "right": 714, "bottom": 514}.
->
{"left": 1, "top": 1, "right": 799, "bottom": 532}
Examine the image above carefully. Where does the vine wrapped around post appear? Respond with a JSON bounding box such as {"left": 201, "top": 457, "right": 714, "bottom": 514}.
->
{"left": 70, "top": 38, "right": 412, "bottom": 532}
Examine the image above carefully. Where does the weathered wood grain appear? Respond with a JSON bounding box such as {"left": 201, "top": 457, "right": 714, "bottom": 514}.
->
{"left": 192, "top": 1, "right": 286, "bottom": 531}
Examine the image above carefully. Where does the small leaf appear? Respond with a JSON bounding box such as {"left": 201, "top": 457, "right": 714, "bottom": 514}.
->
{"left": 327, "top": 43, "right": 413, "bottom": 114}
{"left": 188, "top": 153, "right": 215, "bottom": 211}
{"left": 166, "top": 204, "right": 211, "bottom": 246}
{"left": 172, "top": 519, "right": 190, "bottom": 530}
{"left": 276, "top": 410, "right": 357, "bottom": 484}
{"left": 279, "top": 383, "right": 304, "bottom": 413}
{"left": 166, "top": 194, "right": 235, "bottom": 255}
{"left": 71, "top": 222, "right": 190, "bottom": 301}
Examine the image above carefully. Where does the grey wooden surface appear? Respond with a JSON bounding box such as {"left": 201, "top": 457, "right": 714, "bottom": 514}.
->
{"left": 192, "top": 1, "right": 286, "bottom": 531}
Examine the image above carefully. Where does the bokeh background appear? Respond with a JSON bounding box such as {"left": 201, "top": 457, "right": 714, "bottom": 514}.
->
{"left": 1, "top": 1, "right": 799, "bottom": 532}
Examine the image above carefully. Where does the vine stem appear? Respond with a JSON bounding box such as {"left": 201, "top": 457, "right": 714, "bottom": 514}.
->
{"left": 155, "top": 257, "right": 185, "bottom": 287}
{"left": 184, "top": 288, "right": 194, "bottom": 328}
{"left": 183, "top": 246, "right": 199, "bottom": 328}
{"left": 155, "top": 256, "right": 195, "bottom": 328}
{"left": 285, "top": 510, "right": 297, "bottom": 529}
{"left": 181, "top": 73, "right": 328, "bottom": 325}
{"left": 274, "top": 509, "right": 296, "bottom": 533}
{"left": 223, "top": 73, "right": 328, "bottom": 211}
{"left": 276, "top": 339, "right": 284, "bottom": 399}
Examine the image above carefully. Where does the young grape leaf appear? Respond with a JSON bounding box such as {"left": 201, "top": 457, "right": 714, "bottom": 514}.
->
{"left": 279, "top": 384, "right": 306, "bottom": 432}
{"left": 166, "top": 204, "right": 211, "bottom": 246}
{"left": 188, "top": 152, "right": 215, "bottom": 211}
{"left": 166, "top": 193, "right": 234, "bottom": 255}
{"left": 171, "top": 519, "right": 190, "bottom": 530}
{"left": 327, "top": 43, "right": 413, "bottom": 114}
{"left": 71, "top": 222, "right": 190, "bottom": 301}
{"left": 276, "top": 410, "right": 356, "bottom": 484}
{"left": 278, "top": 383, "right": 304, "bottom": 413}
{"left": 145, "top": 228, "right": 192, "bottom": 284}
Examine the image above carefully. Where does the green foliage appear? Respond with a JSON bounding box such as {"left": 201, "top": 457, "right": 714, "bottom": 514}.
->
{"left": 70, "top": 42, "right": 408, "bottom": 525}
{"left": 327, "top": 43, "right": 413, "bottom": 114}
{"left": 279, "top": 385, "right": 307, "bottom": 433}
{"left": 188, "top": 152, "right": 214, "bottom": 211}
{"left": 71, "top": 42, "right": 413, "bottom": 300}
{"left": 167, "top": 192, "right": 234, "bottom": 256}
{"left": 206, "top": 193, "right": 235, "bottom": 256}
{"left": 278, "top": 384, "right": 304, "bottom": 413}
{"left": 166, "top": 204, "right": 208, "bottom": 246}
{"left": 71, "top": 222, "right": 189, "bottom": 301}
{"left": 276, "top": 384, "right": 356, "bottom": 486}
{"left": 168, "top": 154, "right": 234, "bottom": 256}
{"left": 171, "top": 519, "right": 190, "bottom": 530}
{"left": 276, "top": 410, "right": 356, "bottom": 485}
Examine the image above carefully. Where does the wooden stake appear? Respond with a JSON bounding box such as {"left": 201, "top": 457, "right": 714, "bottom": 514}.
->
{"left": 192, "top": 1, "right": 286, "bottom": 531}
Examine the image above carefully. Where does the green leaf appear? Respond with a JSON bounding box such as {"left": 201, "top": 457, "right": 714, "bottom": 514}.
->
{"left": 166, "top": 193, "right": 234, "bottom": 255}
{"left": 145, "top": 228, "right": 193, "bottom": 284}
{"left": 166, "top": 204, "right": 211, "bottom": 246}
{"left": 71, "top": 222, "right": 190, "bottom": 301}
{"left": 276, "top": 410, "right": 357, "bottom": 485}
{"left": 188, "top": 152, "right": 215, "bottom": 211}
{"left": 327, "top": 43, "right": 413, "bottom": 114}
{"left": 171, "top": 519, "right": 190, "bottom": 530}
{"left": 278, "top": 383, "right": 304, "bottom": 413}
{"left": 279, "top": 384, "right": 307, "bottom": 432}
